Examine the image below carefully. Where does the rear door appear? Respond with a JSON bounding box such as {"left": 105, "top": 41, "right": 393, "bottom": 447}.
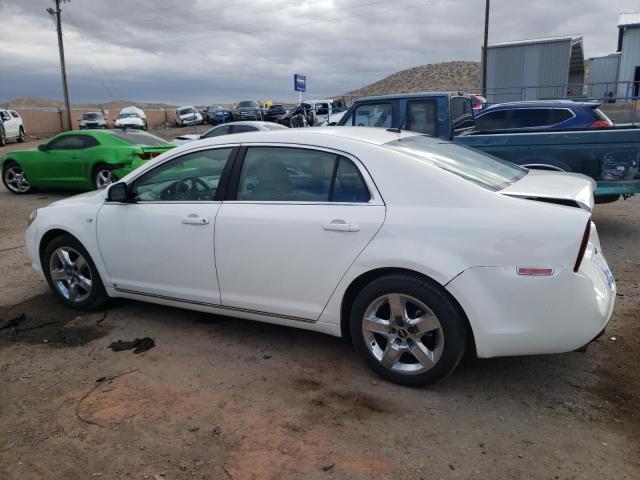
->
{"left": 215, "top": 145, "right": 385, "bottom": 320}
{"left": 0, "top": 110, "right": 16, "bottom": 137}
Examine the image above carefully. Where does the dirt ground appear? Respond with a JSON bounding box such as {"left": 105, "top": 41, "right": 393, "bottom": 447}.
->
{"left": 1, "top": 139, "right": 639, "bottom": 479}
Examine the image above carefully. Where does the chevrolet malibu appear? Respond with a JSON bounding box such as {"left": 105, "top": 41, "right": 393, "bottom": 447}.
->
{"left": 24, "top": 128, "right": 616, "bottom": 386}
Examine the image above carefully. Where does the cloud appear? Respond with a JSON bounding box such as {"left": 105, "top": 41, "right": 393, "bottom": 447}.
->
{"left": 0, "top": 0, "right": 637, "bottom": 104}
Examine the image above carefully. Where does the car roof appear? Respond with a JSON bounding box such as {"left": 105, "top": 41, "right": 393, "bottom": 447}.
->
{"left": 355, "top": 91, "right": 469, "bottom": 102}
{"left": 217, "top": 121, "right": 282, "bottom": 128}
{"left": 482, "top": 100, "right": 598, "bottom": 111}
{"left": 180, "top": 126, "right": 433, "bottom": 149}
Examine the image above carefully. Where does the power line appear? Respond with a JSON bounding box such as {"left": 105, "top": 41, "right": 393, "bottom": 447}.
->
{"left": 64, "top": 10, "right": 121, "bottom": 100}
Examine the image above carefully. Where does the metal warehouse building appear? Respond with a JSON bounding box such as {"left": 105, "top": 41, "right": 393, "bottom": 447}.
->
{"left": 482, "top": 36, "right": 585, "bottom": 103}
{"left": 616, "top": 13, "right": 640, "bottom": 98}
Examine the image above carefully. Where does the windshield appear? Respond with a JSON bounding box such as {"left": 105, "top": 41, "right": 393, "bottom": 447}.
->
{"left": 83, "top": 113, "right": 101, "bottom": 120}
{"left": 117, "top": 113, "right": 140, "bottom": 119}
{"left": 385, "top": 135, "right": 526, "bottom": 191}
{"left": 111, "top": 130, "right": 169, "bottom": 146}
{"left": 178, "top": 107, "right": 196, "bottom": 115}
{"left": 238, "top": 101, "right": 259, "bottom": 108}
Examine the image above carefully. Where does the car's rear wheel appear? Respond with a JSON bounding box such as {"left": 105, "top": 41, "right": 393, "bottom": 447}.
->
{"left": 43, "top": 234, "right": 108, "bottom": 310}
{"left": 2, "top": 161, "right": 32, "bottom": 194}
{"left": 17, "top": 127, "right": 25, "bottom": 143}
{"left": 350, "top": 274, "right": 467, "bottom": 386}
{"left": 93, "top": 164, "right": 116, "bottom": 190}
{"left": 0, "top": 127, "right": 6, "bottom": 146}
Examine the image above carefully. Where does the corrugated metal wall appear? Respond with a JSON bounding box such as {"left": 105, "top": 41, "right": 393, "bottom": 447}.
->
{"left": 618, "top": 28, "right": 640, "bottom": 98}
{"left": 588, "top": 55, "right": 620, "bottom": 101}
{"left": 484, "top": 39, "right": 572, "bottom": 103}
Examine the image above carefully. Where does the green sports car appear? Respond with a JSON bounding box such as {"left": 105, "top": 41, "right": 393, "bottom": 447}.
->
{"left": 1, "top": 129, "right": 175, "bottom": 194}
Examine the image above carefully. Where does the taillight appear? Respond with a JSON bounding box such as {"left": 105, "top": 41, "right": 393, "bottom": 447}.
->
{"left": 574, "top": 221, "right": 591, "bottom": 272}
{"left": 137, "top": 152, "right": 161, "bottom": 160}
{"left": 589, "top": 120, "right": 612, "bottom": 128}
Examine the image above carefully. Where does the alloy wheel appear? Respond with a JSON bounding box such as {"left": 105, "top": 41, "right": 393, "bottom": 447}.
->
{"left": 362, "top": 293, "right": 444, "bottom": 375}
{"left": 48, "top": 247, "right": 93, "bottom": 303}
{"left": 95, "top": 169, "right": 115, "bottom": 189}
{"left": 4, "top": 166, "right": 31, "bottom": 193}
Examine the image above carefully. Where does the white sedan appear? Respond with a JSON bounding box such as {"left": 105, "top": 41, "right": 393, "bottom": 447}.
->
{"left": 24, "top": 127, "right": 615, "bottom": 386}
{"left": 172, "top": 121, "right": 287, "bottom": 145}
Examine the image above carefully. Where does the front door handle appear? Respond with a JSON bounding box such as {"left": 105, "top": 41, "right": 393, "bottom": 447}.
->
{"left": 322, "top": 219, "right": 360, "bottom": 232}
{"left": 71, "top": 154, "right": 80, "bottom": 159}
{"left": 182, "top": 214, "right": 209, "bottom": 225}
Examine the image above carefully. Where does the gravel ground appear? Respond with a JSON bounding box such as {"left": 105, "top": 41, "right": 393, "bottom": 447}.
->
{"left": 1, "top": 139, "right": 639, "bottom": 479}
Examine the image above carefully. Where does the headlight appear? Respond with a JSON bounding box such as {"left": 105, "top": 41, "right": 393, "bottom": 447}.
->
{"left": 28, "top": 209, "right": 38, "bottom": 227}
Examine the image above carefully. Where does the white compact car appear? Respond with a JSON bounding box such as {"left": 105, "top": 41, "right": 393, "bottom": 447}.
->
{"left": 24, "top": 128, "right": 615, "bottom": 386}
{"left": 172, "top": 121, "right": 288, "bottom": 145}
{"left": 175, "top": 106, "right": 203, "bottom": 127}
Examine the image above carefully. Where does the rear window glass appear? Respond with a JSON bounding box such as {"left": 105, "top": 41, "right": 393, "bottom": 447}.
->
{"left": 384, "top": 135, "right": 526, "bottom": 191}
{"left": 344, "top": 103, "right": 392, "bottom": 128}
{"left": 510, "top": 109, "right": 554, "bottom": 128}
{"left": 263, "top": 123, "right": 288, "bottom": 130}
{"left": 110, "top": 130, "right": 169, "bottom": 146}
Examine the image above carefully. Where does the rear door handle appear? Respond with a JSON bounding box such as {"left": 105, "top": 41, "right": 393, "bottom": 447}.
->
{"left": 182, "top": 214, "right": 209, "bottom": 225}
{"left": 322, "top": 219, "right": 360, "bottom": 232}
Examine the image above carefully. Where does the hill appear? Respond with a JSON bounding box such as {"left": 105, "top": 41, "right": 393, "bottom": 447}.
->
{"left": 343, "top": 61, "right": 481, "bottom": 99}
{"left": 1, "top": 97, "right": 177, "bottom": 110}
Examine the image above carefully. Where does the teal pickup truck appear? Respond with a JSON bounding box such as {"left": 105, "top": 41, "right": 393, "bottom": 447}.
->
{"left": 337, "top": 92, "right": 640, "bottom": 202}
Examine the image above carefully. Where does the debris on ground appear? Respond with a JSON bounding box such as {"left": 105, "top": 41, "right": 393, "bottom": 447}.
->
{"left": 322, "top": 462, "right": 335, "bottom": 471}
{"left": 212, "top": 425, "right": 221, "bottom": 434}
{"left": 108, "top": 337, "right": 155, "bottom": 354}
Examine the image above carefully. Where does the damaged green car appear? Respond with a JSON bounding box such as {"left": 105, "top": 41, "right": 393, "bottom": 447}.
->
{"left": 1, "top": 129, "right": 175, "bottom": 194}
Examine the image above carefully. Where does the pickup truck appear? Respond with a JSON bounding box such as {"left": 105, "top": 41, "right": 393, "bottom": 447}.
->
{"left": 337, "top": 92, "right": 640, "bottom": 201}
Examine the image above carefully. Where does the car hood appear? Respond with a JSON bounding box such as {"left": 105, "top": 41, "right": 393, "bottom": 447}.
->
{"left": 499, "top": 169, "right": 595, "bottom": 211}
{"left": 48, "top": 188, "right": 106, "bottom": 208}
{"left": 115, "top": 118, "right": 144, "bottom": 125}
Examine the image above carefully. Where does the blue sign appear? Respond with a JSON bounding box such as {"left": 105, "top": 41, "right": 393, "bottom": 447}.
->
{"left": 294, "top": 74, "right": 306, "bottom": 92}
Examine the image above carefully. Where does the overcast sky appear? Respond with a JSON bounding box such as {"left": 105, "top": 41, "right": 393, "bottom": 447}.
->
{"left": 0, "top": 0, "right": 638, "bottom": 104}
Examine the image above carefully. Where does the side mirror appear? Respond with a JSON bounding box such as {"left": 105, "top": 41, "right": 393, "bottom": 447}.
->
{"left": 107, "top": 182, "right": 129, "bottom": 202}
{"left": 38, "top": 144, "right": 48, "bottom": 152}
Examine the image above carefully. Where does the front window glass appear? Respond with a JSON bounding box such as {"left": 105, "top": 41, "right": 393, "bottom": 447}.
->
{"left": 117, "top": 113, "right": 139, "bottom": 119}
{"left": 384, "top": 135, "right": 526, "bottom": 191}
{"left": 203, "top": 125, "right": 231, "bottom": 138}
{"left": 83, "top": 113, "right": 100, "bottom": 120}
{"left": 178, "top": 107, "right": 196, "bottom": 115}
{"left": 238, "top": 101, "right": 259, "bottom": 108}
{"left": 406, "top": 100, "right": 437, "bottom": 135}
{"left": 132, "top": 148, "right": 233, "bottom": 202}
{"left": 349, "top": 103, "right": 392, "bottom": 128}
{"left": 236, "top": 147, "right": 337, "bottom": 201}
{"left": 475, "top": 110, "right": 508, "bottom": 130}
{"left": 111, "top": 130, "right": 169, "bottom": 146}
{"left": 47, "top": 135, "right": 86, "bottom": 150}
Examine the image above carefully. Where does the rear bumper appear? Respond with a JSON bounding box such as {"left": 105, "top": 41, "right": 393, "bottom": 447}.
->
{"left": 446, "top": 225, "right": 615, "bottom": 358}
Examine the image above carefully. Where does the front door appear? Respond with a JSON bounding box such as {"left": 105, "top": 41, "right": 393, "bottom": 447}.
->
{"left": 97, "top": 146, "right": 236, "bottom": 304}
{"left": 33, "top": 134, "right": 88, "bottom": 187}
{"left": 215, "top": 146, "right": 385, "bottom": 320}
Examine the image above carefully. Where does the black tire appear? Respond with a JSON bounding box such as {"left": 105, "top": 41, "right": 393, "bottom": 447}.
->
{"left": 0, "top": 126, "right": 6, "bottom": 146}
{"left": 93, "top": 164, "right": 116, "bottom": 190}
{"left": 2, "top": 160, "right": 32, "bottom": 194}
{"left": 350, "top": 274, "right": 467, "bottom": 387}
{"left": 17, "top": 127, "right": 25, "bottom": 143}
{"left": 42, "top": 234, "right": 108, "bottom": 310}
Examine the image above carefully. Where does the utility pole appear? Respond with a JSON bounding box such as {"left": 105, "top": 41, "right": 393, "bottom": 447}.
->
{"left": 482, "top": 0, "right": 490, "bottom": 97}
{"left": 47, "top": 0, "right": 72, "bottom": 131}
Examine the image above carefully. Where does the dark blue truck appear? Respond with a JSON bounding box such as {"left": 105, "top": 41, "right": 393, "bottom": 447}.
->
{"left": 337, "top": 92, "right": 640, "bottom": 201}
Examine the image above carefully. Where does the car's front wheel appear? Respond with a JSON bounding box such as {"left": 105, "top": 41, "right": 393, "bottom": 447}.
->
{"left": 350, "top": 274, "right": 467, "bottom": 386}
{"left": 2, "top": 161, "right": 32, "bottom": 194}
{"left": 43, "top": 234, "right": 108, "bottom": 310}
{"left": 0, "top": 127, "right": 6, "bottom": 146}
{"left": 93, "top": 164, "right": 116, "bottom": 190}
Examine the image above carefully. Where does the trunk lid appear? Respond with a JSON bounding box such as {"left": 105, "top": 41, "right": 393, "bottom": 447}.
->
{"left": 499, "top": 170, "right": 595, "bottom": 211}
